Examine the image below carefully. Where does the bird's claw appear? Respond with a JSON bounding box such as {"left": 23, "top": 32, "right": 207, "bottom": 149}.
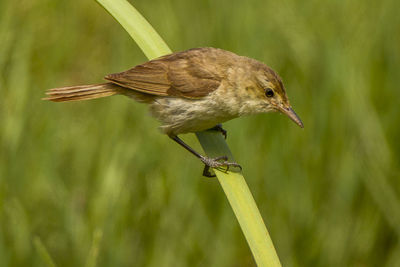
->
{"left": 201, "top": 156, "right": 242, "bottom": 177}
{"left": 201, "top": 155, "right": 228, "bottom": 168}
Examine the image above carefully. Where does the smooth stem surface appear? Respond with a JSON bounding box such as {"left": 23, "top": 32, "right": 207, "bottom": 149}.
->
{"left": 196, "top": 131, "right": 281, "bottom": 266}
{"left": 96, "top": 0, "right": 171, "bottom": 59}
{"left": 96, "top": 0, "right": 281, "bottom": 265}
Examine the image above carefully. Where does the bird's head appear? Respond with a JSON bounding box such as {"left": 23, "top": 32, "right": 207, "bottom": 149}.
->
{"left": 249, "top": 65, "right": 304, "bottom": 128}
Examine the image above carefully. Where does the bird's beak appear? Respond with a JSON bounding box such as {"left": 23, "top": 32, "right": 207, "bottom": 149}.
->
{"left": 279, "top": 106, "right": 304, "bottom": 128}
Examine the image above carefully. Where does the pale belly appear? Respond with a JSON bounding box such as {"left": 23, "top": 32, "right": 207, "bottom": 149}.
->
{"left": 149, "top": 95, "right": 237, "bottom": 136}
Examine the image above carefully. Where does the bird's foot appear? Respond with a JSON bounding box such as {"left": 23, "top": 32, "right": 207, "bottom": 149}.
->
{"left": 208, "top": 124, "right": 227, "bottom": 139}
{"left": 201, "top": 155, "right": 242, "bottom": 177}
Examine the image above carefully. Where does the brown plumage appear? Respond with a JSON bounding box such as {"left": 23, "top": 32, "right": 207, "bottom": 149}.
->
{"left": 44, "top": 83, "right": 118, "bottom": 102}
{"left": 45, "top": 47, "right": 229, "bottom": 102}
{"left": 44, "top": 47, "right": 303, "bottom": 176}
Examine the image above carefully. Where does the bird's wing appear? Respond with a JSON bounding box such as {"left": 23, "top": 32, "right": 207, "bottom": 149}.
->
{"left": 104, "top": 49, "right": 222, "bottom": 99}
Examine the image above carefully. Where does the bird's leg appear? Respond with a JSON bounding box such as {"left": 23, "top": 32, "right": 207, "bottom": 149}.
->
{"left": 169, "top": 135, "right": 241, "bottom": 177}
{"left": 208, "top": 124, "right": 227, "bottom": 139}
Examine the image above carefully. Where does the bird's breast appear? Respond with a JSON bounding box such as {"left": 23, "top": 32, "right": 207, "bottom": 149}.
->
{"left": 149, "top": 90, "right": 240, "bottom": 135}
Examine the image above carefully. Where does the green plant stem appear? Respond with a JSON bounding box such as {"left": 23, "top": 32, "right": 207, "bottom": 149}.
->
{"left": 96, "top": 0, "right": 171, "bottom": 59}
{"left": 196, "top": 132, "right": 282, "bottom": 266}
{"left": 96, "top": 0, "right": 282, "bottom": 265}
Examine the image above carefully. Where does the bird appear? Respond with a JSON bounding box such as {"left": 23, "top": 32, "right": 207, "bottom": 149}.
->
{"left": 44, "top": 47, "right": 303, "bottom": 176}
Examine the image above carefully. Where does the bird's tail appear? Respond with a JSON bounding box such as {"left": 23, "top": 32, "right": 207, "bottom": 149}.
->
{"left": 43, "top": 82, "right": 120, "bottom": 102}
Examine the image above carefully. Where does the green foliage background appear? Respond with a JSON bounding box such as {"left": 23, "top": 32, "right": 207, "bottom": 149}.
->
{"left": 1, "top": 0, "right": 400, "bottom": 266}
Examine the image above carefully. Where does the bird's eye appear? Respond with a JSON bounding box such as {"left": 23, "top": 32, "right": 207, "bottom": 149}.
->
{"left": 265, "top": 89, "right": 274, "bottom": 98}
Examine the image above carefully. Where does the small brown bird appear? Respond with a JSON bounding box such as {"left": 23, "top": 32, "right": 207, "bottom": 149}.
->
{"left": 44, "top": 47, "right": 303, "bottom": 176}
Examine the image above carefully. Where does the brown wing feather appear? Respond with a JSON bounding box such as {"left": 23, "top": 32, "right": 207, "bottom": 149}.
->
{"left": 105, "top": 48, "right": 223, "bottom": 99}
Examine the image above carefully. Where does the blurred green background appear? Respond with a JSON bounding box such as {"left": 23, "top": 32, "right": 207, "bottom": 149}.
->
{"left": 1, "top": 0, "right": 400, "bottom": 266}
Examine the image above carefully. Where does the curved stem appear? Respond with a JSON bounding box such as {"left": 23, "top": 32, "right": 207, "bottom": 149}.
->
{"left": 95, "top": 0, "right": 282, "bottom": 265}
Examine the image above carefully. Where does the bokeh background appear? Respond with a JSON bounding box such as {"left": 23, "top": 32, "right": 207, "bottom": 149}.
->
{"left": 1, "top": 0, "right": 400, "bottom": 266}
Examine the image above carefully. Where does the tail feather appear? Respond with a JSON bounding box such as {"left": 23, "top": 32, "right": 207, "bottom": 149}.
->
{"left": 43, "top": 82, "right": 120, "bottom": 102}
